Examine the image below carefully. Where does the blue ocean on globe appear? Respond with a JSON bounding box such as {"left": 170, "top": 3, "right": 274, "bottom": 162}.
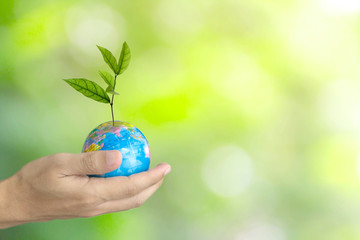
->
{"left": 82, "top": 121, "right": 151, "bottom": 177}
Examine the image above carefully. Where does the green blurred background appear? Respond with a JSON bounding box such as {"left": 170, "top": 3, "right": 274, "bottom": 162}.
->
{"left": 1, "top": 0, "right": 360, "bottom": 239}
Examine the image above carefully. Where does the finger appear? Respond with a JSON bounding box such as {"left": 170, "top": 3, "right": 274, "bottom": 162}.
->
{"left": 88, "top": 162, "right": 171, "bottom": 200}
{"left": 97, "top": 178, "right": 165, "bottom": 213}
{"left": 64, "top": 150, "right": 122, "bottom": 175}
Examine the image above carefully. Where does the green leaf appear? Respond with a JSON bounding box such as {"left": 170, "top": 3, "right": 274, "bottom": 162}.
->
{"left": 64, "top": 78, "right": 110, "bottom": 103}
{"left": 106, "top": 86, "right": 119, "bottom": 95}
{"left": 116, "top": 41, "right": 131, "bottom": 75}
{"left": 98, "top": 70, "right": 114, "bottom": 88}
{"left": 97, "top": 45, "right": 118, "bottom": 74}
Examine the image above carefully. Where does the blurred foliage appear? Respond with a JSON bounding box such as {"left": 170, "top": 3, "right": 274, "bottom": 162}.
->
{"left": 2, "top": 0, "right": 360, "bottom": 239}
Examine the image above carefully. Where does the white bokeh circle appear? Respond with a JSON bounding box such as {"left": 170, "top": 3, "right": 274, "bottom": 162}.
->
{"left": 202, "top": 145, "right": 254, "bottom": 197}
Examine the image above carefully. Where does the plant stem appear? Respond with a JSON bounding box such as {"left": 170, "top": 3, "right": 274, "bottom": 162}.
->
{"left": 110, "top": 74, "right": 118, "bottom": 126}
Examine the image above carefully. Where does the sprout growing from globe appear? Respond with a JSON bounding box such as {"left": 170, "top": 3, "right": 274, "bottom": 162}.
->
{"left": 63, "top": 42, "right": 151, "bottom": 177}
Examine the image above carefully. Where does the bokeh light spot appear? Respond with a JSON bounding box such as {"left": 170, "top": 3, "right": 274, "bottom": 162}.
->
{"left": 320, "top": 0, "right": 360, "bottom": 14}
{"left": 65, "top": 3, "right": 126, "bottom": 57}
{"left": 235, "top": 221, "right": 287, "bottom": 240}
{"left": 153, "top": 0, "right": 203, "bottom": 43}
{"left": 202, "top": 145, "right": 253, "bottom": 197}
{"left": 318, "top": 79, "right": 360, "bottom": 135}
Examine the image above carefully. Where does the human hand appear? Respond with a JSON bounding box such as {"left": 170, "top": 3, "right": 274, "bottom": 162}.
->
{"left": 0, "top": 150, "right": 171, "bottom": 229}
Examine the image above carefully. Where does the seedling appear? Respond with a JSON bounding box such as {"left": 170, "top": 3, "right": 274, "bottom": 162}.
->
{"left": 64, "top": 42, "right": 131, "bottom": 126}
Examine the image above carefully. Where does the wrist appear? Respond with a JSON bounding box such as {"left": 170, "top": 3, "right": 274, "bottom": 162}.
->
{"left": 0, "top": 175, "right": 29, "bottom": 229}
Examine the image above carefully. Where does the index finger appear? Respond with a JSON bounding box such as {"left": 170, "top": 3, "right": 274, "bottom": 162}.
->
{"left": 87, "top": 163, "right": 171, "bottom": 201}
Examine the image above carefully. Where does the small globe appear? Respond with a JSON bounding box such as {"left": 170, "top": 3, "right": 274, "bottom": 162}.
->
{"left": 82, "top": 121, "right": 151, "bottom": 177}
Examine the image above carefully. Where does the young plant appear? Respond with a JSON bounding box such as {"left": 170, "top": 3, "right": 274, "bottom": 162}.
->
{"left": 64, "top": 42, "right": 131, "bottom": 126}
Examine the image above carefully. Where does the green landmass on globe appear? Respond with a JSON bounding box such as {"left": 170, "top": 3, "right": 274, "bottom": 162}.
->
{"left": 63, "top": 42, "right": 151, "bottom": 177}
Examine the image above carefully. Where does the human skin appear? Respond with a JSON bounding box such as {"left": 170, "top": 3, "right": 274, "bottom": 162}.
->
{"left": 0, "top": 150, "right": 171, "bottom": 229}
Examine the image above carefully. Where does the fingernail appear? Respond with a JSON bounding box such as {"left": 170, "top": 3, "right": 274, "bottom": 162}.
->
{"left": 106, "top": 151, "right": 119, "bottom": 167}
{"left": 164, "top": 167, "right": 171, "bottom": 176}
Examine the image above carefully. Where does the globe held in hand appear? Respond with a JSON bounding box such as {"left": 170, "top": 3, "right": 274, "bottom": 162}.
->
{"left": 82, "top": 121, "right": 151, "bottom": 177}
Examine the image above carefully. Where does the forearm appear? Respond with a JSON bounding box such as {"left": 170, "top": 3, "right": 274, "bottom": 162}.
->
{"left": 0, "top": 176, "right": 28, "bottom": 229}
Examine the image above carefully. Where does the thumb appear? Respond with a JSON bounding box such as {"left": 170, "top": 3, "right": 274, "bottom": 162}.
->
{"left": 68, "top": 150, "right": 122, "bottom": 175}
